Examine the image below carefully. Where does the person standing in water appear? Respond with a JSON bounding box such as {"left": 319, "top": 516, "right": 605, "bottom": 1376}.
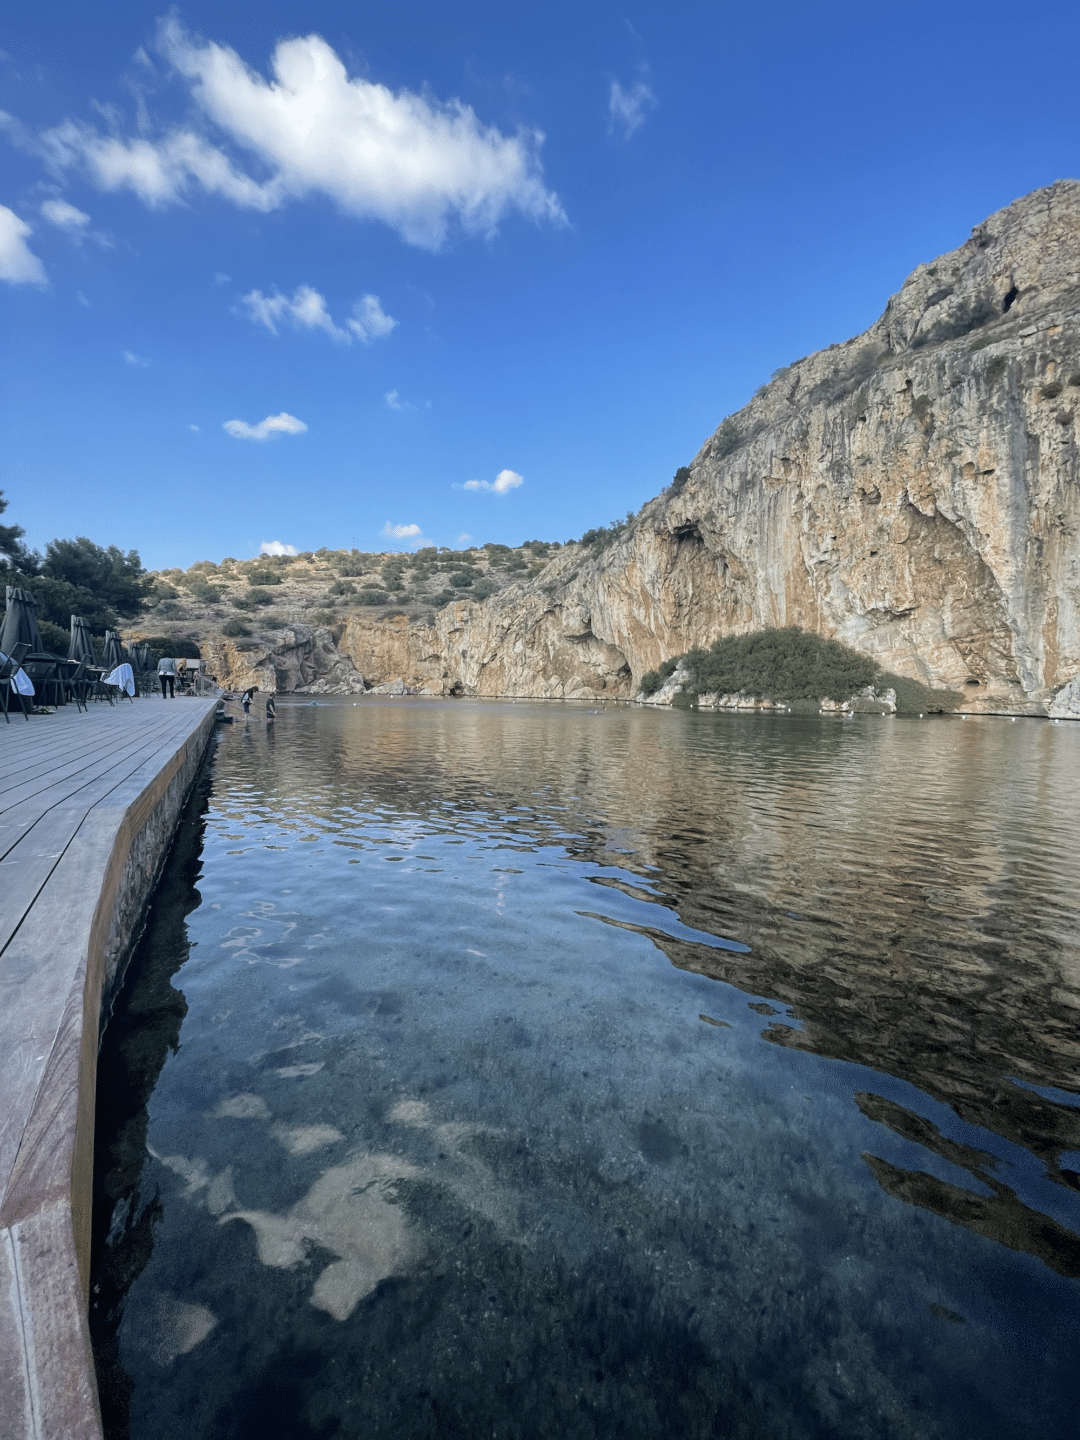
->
{"left": 241, "top": 685, "right": 258, "bottom": 716}
{"left": 265, "top": 694, "right": 276, "bottom": 721}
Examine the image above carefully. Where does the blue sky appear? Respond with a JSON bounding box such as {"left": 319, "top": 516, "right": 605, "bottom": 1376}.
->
{"left": 3, "top": 1, "right": 1080, "bottom": 570}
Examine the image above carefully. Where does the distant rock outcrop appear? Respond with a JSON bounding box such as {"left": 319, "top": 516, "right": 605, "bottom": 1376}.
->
{"left": 188, "top": 182, "right": 1080, "bottom": 715}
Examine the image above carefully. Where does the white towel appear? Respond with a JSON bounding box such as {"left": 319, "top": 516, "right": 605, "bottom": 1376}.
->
{"left": 104, "top": 663, "right": 136, "bottom": 697}
{"left": 0, "top": 653, "right": 35, "bottom": 696}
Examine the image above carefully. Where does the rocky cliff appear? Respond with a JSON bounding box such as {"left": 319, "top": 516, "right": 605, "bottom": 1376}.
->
{"left": 185, "top": 182, "right": 1080, "bottom": 716}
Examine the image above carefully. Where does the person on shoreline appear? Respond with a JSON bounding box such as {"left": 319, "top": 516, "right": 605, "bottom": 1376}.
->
{"left": 241, "top": 685, "right": 258, "bottom": 716}
{"left": 157, "top": 655, "right": 177, "bottom": 698}
{"left": 265, "top": 694, "right": 276, "bottom": 721}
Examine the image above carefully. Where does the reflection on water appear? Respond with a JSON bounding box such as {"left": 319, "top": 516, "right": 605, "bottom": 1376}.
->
{"left": 91, "top": 700, "right": 1080, "bottom": 1439}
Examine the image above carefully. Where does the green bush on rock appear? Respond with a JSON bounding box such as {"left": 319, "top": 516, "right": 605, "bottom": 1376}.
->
{"left": 640, "top": 657, "right": 680, "bottom": 696}
{"left": 648, "top": 628, "right": 959, "bottom": 714}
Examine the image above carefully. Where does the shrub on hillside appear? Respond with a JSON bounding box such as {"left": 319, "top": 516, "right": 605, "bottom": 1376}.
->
{"left": 653, "top": 628, "right": 961, "bottom": 713}
{"left": 186, "top": 581, "right": 223, "bottom": 603}
{"left": 682, "top": 628, "right": 878, "bottom": 702}
{"left": 640, "top": 657, "right": 680, "bottom": 696}
{"left": 713, "top": 418, "right": 742, "bottom": 458}
{"left": 232, "top": 588, "right": 274, "bottom": 610}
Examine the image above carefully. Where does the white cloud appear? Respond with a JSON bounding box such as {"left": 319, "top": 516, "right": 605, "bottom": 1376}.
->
{"left": 37, "top": 22, "right": 564, "bottom": 249}
{"left": 122, "top": 349, "right": 150, "bottom": 366}
{"left": 241, "top": 284, "right": 342, "bottom": 339}
{"left": 609, "top": 79, "right": 656, "bottom": 139}
{"left": 240, "top": 284, "right": 396, "bottom": 345}
{"left": 187, "top": 423, "right": 200, "bottom": 432}
{"left": 382, "top": 522, "right": 422, "bottom": 539}
{"left": 41, "top": 197, "right": 90, "bottom": 232}
{"left": 385, "top": 388, "right": 421, "bottom": 412}
{"left": 348, "top": 294, "right": 397, "bottom": 342}
{"left": 77, "top": 290, "right": 90, "bottom": 306}
{"left": 0, "top": 204, "right": 47, "bottom": 284}
{"left": 463, "top": 468, "right": 524, "bottom": 494}
{"left": 223, "top": 411, "right": 308, "bottom": 441}
{"left": 42, "top": 120, "right": 276, "bottom": 211}
{"left": 214, "top": 270, "right": 231, "bottom": 284}
{"left": 260, "top": 540, "right": 298, "bottom": 556}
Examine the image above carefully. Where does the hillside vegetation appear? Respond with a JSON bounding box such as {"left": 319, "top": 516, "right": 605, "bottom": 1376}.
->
{"left": 642, "top": 628, "right": 960, "bottom": 714}
{"left": 137, "top": 540, "right": 561, "bottom": 653}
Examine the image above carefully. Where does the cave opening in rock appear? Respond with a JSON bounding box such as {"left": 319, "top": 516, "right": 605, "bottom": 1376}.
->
{"left": 1002, "top": 285, "right": 1019, "bottom": 313}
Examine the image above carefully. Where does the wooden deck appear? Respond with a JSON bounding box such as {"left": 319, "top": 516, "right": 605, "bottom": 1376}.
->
{"left": 0, "top": 693, "right": 219, "bottom": 1440}
{"left": 0, "top": 698, "right": 211, "bottom": 958}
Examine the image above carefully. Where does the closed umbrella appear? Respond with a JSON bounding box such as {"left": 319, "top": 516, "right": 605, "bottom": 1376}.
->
{"left": 68, "top": 615, "right": 96, "bottom": 665}
{"left": 1, "top": 586, "right": 44, "bottom": 657}
{"left": 128, "top": 640, "right": 150, "bottom": 696}
{"left": 102, "top": 630, "right": 126, "bottom": 671}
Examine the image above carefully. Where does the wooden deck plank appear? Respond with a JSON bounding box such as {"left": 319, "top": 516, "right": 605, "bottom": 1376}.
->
{"left": 0, "top": 711, "right": 206, "bottom": 852}
{"left": 0, "top": 702, "right": 192, "bottom": 775}
{"left": 0, "top": 707, "right": 206, "bottom": 817}
{"left": 0, "top": 724, "right": 198, "bottom": 861}
{"left": 0, "top": 702, "right": 220, "bottom": 1183}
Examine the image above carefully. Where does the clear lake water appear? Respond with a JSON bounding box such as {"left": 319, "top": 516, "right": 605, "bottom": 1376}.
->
{"left": 90, "top": 698, "right": 1080, "bottom": 1439}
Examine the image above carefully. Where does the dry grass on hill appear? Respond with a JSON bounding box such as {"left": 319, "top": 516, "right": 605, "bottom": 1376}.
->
{"left": 133, "top": 541, "right": 560, "bottom": 653}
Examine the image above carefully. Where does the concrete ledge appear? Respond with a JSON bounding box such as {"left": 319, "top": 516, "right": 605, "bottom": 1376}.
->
{"left": 0, "top": 700, "right": 218, "bottom": 1440}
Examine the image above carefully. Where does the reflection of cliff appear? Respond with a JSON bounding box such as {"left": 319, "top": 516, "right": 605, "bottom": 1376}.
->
{"left": 214, "top": 702, "right": 1080, "bottom": 1242}
{"left": 857, "top": 1094, "right": 1080, "bottom": 1280}
{"left": 211, "top": 695, "right": 1080, "bottom": 1288}
{"left": 210, "top": 182, "right": 1080, "bottom": 717}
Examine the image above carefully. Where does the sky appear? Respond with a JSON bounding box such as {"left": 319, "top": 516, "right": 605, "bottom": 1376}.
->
{"left": 3, "top": 1, "right": 1080, "bottom": 570}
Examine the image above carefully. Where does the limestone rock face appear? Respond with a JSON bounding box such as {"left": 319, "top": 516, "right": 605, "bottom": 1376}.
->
{"left": 202, "top": 627, "right": 367, "bottom": 696}
{"left": 347, "top": 181, "right": 1079, "bottom": 715}
{"left": 206, "top": 182, "right": 1080, "bottom": 714}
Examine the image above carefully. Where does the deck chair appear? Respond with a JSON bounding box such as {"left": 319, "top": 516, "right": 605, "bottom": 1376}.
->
{"left": 59, "top": 660, "right": 89, "bottom": 713}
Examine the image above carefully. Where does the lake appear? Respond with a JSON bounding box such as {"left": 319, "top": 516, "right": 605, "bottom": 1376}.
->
{"left": 90, "top": 699, "right": 1080, "bottom": 1439}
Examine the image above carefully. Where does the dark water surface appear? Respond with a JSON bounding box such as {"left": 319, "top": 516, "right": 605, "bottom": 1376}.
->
{"left": 91, "top": 700, "right": 1080, "bottom": 1440}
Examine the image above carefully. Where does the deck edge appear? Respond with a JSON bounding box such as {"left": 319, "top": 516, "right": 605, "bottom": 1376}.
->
{"left": 0, "top": 700, "right": 218, "bottom": 1440}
